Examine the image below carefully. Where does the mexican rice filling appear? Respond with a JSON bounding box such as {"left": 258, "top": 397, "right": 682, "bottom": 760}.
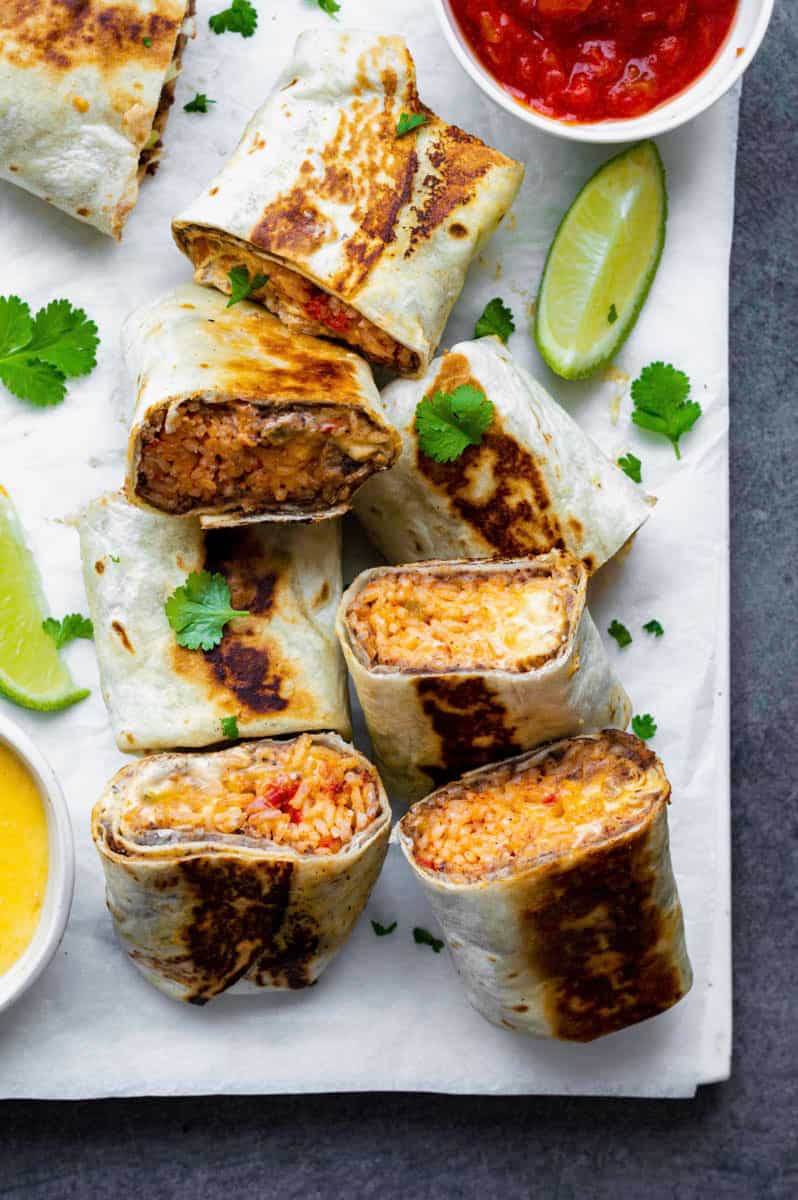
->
{"left": 120, "top": 735, "right": 381, "bottom": 856}
{"left": 184, "top": 233, "right": 421, "bottom": 374}
{"left": 401, "top": 732, "right": 664, "bottom": 880}
{"left": 135, "top": 398, "right": 398, "bottom": 516}
{"left": 346, "top": 563, "right": 579, "bottom": 673}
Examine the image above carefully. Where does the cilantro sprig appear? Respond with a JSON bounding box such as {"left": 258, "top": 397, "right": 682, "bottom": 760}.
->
{"left": 0, "top": 296, "right": 98, "bottom": 407}
{"left": 632, "top": 713, "right": 657, "bottom": 740}
{"left": 184, "top": 93, "right": 215, "bottom": 113}
{"left": 317, "top": 0, "right": 341, "bottom": 14}
{"left": 631, "top": 362, "right": 701, "bottom": 459}
{"left": 227, "top": 266, "right": 268, "bottom": 307}
{"left": 209, "top": 0, "right": 257, "bottom": 36}
{"left": 617, "top": 452, "right": 642, "bottom": 483}
{"left": 165, "top": 571, "right": 249, "bottom": 651}
{"left": 42, "top": 614, "right": 93, "bottom": 649}
{"left": 474, "top": 297, "right": 515, "bottom": 344}
{"left": 396, "top": 112, "right": 426, "bottom": 138}
{"left": 608, "top": 619, "right": 632, "bottom": 648}
{"left": 413, "top": 927, "right": 444, "bottom": 953}
{"left": 371, "top": 920, "right": 397, "bottom": 937}
{"left": 415, "top": 384, "right": 494, "bottom": 464}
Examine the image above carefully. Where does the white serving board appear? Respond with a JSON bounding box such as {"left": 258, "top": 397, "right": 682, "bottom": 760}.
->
{"left": 0, "top": 0, "right": 734, "bottom": 1098}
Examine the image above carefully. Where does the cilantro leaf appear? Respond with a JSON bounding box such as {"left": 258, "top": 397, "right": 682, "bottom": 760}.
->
{"left": 209, "top": 0, "right": 257, "bottom": 36}
{"left": 0, "top": 358, "right": 66, "bottom": 406}
{"left": 632, "top": 713, "right": 657, "bottom": 740}
{"left": 42, "top": 613, "right": 94, "bottom": 650}
{"left": 317, "top": 0, "right": 341, "bottom": 13}
{"left": 415, "top": 384, "right": 494, "bottom": 464}
{"left": 474, "top": 297, "right": 515, "bottom": 344}
{"left": 184, "top": 93, "right": 215, "bottom": 113}
{"left": 371, "top": 920, "right": 397, "bottom": 937}
{"left": 643, "top": 619, "right": 664, "bottom": 637}
{"left": 142, "top": 36, "right": 152, "bottom": 46}
{"left": 608, "top": 303, "right": 618, "bottom": 325}
{"left": 0, "top": 296, "right": 33, "bottom": 358}
{"left": 109, "top": 554, "right": 120, "bottom": 564}
{"left": 227, "top": 266, "right": 268, "bottom": 307}
{"left": 413, "top": 927, "right": 443, "bottom": 953}
{"left": 0, "top": 295, "right": 99, "bottom": 407}
{"left": 608, "top": 619, "right": 632, "bottom": 648}
{"left": 220, "top": 715, "right": 240, "bottom": 739}
{"left": 26, "top": 300, "right": 99, "bottom": 377}
{"left": 617, "top": 452, "right": 642, "bottom": 484}
{"left": 630, "top": 362, "right": 701, "bottom": 460}
{"left": 396, "top": 111, "right": 426, "bottom": 138}
{"left": 165, "top": 571, "right": 249, "bottom": 651}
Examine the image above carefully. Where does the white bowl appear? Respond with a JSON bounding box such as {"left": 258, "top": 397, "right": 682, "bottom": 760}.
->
{"left": 0, "top": 712, "right": 75, "bottom": 1015}
{"left": 435, "top": 0, "right": 775, "bottom": 143}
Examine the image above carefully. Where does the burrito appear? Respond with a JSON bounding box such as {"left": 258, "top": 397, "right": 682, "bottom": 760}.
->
{"left": 172, "top": 30, "right": 524, "bottom": 377}
{"left": 123, "top": 285, "right": 400, "bottom": 527}
{"left": 399, "top": 731, "right": 692, "bottom": 1041}
{"left": 78, "top": 491, "right": 350, "bottom": 751}
{"left": 354, "top": 338, "right": 652, "bottom": 572}
{"left": 92, "top": 733, "right": 391, "bottom": 1003}
{"left": 337, "top": 552, "right": 630, "bottom": 804}
{"left": 0, "top": 1, "right": 194, "bottom": 239}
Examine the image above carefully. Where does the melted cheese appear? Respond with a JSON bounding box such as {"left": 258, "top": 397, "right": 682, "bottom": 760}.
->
{"left": 0, "top": 744, "right": 49, "bottom": 975}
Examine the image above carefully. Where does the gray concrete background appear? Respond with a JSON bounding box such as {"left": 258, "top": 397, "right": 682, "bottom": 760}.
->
{"left": 2, "top": 4, "right": 796, "bottom": 1196}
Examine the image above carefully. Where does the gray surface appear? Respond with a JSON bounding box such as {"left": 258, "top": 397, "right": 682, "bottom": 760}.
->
{"left": 2, "top": 5, "right": 797, "bottom": 1196}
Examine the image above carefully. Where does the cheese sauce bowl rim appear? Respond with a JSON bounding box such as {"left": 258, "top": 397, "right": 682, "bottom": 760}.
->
{"left": 0, "top": 712, "right": 75, "bottom": 1015}
{"left": 434, "top": 0, "right": 775, "bottom": 145}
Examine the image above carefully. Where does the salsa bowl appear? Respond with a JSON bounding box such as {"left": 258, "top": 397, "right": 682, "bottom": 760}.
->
{"left": 435, "top": 0, "right": 775, "bottom": 143}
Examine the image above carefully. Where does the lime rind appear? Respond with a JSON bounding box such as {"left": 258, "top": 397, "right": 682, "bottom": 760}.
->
{"left": 0, "top": 486, "right": 90, "bottom": 712}
{"left": 535, "top": 141, "right": 667, "bottom": 381}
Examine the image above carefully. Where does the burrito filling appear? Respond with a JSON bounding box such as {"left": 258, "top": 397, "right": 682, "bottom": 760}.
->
{"left": 402, "top": 732, "right": 663, "bottom": 879}
{"left": 119, "top": 736, "right": 380, "bottom": 855}
{"left": 347, "top": 565, "right": 578, "bottom": 673}
{"left": 138, "top": 2, "right": 195, "bottom": 179}
{"left": 135, "top": 399, "right": 398, "bottom": 516}
{"left": 184, "top": 234, "right": 420, "bottom": 374}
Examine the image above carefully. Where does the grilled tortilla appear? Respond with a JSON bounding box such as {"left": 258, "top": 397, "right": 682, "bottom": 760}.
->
{"left": 0, "top": 1, "right": 194, "bottom": 239}
{"left": 92, "top": 733, "right": 391, "bottom": 1003}
{"left": 123, "top": 285, "right": 400, "bottom": 527}
{"left": 337, "top": 553, "right": 630, "bottom": 803}
{"left": 78, "top": 492, "right": 350, "bottom": 751}
{"left": 399, "top": 731, "right": 692, "bottom": 1041}
{"left": 354, "top": 338, "right": 652, "bottom": 572}
{"left": 172, "top": 29, "right": 524, "bottom": 377}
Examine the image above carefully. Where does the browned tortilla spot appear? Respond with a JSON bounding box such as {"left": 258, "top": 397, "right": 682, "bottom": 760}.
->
{"left": 524, "top": 817, "right": 683, "bottom": 1042}
{"left": 0, "top": 2, "right": 183, "bottom": 73}
{"left": 417, "top": 677, "right": 520, "bottom": 790}
{"left": 94, "top": 560, "right": 105, "bottom": 574}
{"left": 416, "top": 355, "right": 565, "bottom": 557}
{"left": 111, "top": 620, "right": 134, "bottom": 653}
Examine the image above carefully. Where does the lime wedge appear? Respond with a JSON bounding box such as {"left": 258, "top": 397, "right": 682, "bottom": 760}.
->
{"left": 0, "top": 487, "right": 89, "bottom": 711}
{"left": 535, "top": 140, "right": 667, "bottom": 380}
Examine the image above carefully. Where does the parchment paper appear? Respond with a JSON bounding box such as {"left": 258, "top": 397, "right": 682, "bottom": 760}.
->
{"left": 0, "top": 0, "right": 734, "bottom": 1098}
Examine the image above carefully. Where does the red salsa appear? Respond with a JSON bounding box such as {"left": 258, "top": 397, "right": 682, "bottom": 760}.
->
{"left": 450, "top": 0, "right": 739, "bottom": 122}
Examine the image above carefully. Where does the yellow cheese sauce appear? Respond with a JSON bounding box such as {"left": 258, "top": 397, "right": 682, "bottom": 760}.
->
{"left": 0, "top": 743, "right": 49, "bottom": 975}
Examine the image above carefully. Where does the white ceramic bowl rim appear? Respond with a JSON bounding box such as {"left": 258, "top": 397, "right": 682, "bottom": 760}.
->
{"left": 0, "top": 710, "right": 75, "bottom": 1015}
{"left": 435, "top": 0, "right": 775, "bottom": 143}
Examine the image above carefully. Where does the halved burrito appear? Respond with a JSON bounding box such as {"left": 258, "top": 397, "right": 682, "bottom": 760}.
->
{"left": 92, "top": 733, "right": 391, "bottom": 1003}
{"left": 123, "top": 285, "right": 400, "bottom": 527}
{"left": 337, "top": 552, "right": 630, "bottom": 803}
{"left": 399, "top": 731, "right": 692, "bottom": 1041}
{"left": 0, "top": 1, "right": 194, "bottom": 239}
{"left": 78, "top": 491, "right": 350, "bottom": 751}
{"left": 354, "top": 339, "right": 652, "bottom": 572}
{"left": 172, "top": 30, "right": 524, "bottom": 377}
